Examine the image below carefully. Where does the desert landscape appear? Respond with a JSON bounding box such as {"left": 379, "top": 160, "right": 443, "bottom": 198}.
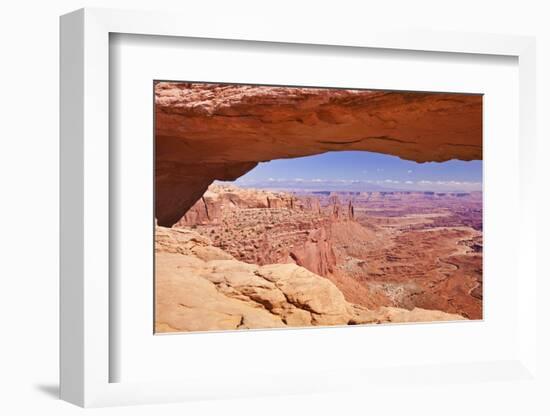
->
{"left": 154, "top": 82, "right": 482, "bottom": 333}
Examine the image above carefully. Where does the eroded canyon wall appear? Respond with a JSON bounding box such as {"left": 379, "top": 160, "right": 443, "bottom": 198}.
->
{"left": 175, "top": 185, "right": 354, "bottom": 278}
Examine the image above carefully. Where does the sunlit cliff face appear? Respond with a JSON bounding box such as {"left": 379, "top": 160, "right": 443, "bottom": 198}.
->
{"left": 154, "top": 82, "right": 482, "bottom": 226}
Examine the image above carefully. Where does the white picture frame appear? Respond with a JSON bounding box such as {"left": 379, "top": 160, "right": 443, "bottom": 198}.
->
{"left": 60, "top": 7, "right": 538, "bottom": 408}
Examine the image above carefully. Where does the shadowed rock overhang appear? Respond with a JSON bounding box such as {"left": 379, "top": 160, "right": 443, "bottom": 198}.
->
{"left": 155, "top": 82, "right": 482, "bottom": 226}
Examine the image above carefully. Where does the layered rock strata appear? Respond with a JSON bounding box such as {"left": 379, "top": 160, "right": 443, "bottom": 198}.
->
{"left": 174, "top": 184, "right": 354, "bottom": 280}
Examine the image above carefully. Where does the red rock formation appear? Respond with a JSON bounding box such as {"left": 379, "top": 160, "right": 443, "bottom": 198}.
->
{"left": 267, "top": 196, "right": 287, "bottom": 209}
{"left": 155, "top": 82, "right": 482, "bottom": 225}
{"left": 301, "top": 197, "right": 321, "bottom": 214}
{"left": 289, "top": 228, "right": 337, "bottom": 277}
{"left": 327, "top": 195, "right": 355, "bottom": 221}
{"left": 176, "top": 184, "right": 302, "bottom": 226}
{"left": 175, "top": 185, "right": 355, "bottom": 278}
{"left": 348, "top": 200, "right": 355, "bottom": 220}
{"left": 175, "top": 189, "right": 222, "bottom": 226}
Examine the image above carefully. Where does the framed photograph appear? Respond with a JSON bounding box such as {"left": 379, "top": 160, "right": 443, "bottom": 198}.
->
{"left": 60, "top": 8, "right": 538, "bottom": 407}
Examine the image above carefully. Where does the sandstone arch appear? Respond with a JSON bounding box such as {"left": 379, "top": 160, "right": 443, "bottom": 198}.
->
{"left": 155, "top": 82, "right": 482, "bottom": 226}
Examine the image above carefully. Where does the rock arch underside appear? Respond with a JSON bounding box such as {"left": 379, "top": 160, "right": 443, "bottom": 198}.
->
{"left": 155, "top": 82, "right": 482, "bottom": 226}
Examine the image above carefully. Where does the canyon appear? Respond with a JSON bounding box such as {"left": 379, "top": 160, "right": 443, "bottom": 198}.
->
{"left": 155, "top": 184, "right": 482, "bottom": 332}
{"left": 155, "top": 223, "right": 466, "bottom": 333}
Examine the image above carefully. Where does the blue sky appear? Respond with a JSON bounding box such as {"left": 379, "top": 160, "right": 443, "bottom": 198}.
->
{"left": 232, "top": 151, "right": 482, "bottom": 192}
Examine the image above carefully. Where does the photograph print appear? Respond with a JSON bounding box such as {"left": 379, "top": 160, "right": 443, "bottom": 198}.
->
{"left": 154, "top": 82, "right": 482, "bottom": 333}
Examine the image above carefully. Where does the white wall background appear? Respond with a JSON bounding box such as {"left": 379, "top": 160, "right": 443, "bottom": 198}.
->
{"left": 0, "top": 1, "right": 548, "bottom": 415}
